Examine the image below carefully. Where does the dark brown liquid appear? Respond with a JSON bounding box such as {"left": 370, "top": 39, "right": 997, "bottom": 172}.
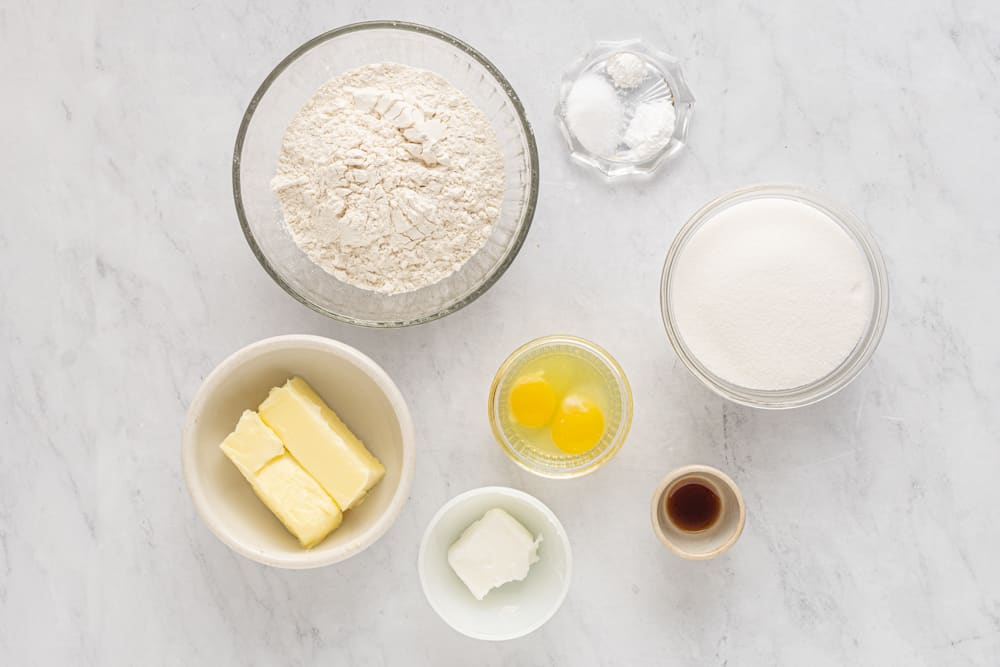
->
{"left": 666, "top": 481, "right": 721, "bottom": 532}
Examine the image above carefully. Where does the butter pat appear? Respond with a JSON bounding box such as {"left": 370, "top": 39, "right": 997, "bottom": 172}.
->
{"left": 219, "top": 409, "right": 284, "bottom": 476}
{"left": 447, "top": 508, "right": 542, "bottom": 600}
{"left": 249, "top": 456, "right": 342, "bottom": 548}
{"left": 258, "top": 377, "right": 385, "bottom": 511}
{"left": 220, "top": 411, "right": 342, "bottom": 548}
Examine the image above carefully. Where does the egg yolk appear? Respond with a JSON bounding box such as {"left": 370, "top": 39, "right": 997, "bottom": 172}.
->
{"left": 551, "top": 395, "right": 605, "bottom": 454}
{"left": 508, "top": 374, "right": 558, "bottom": 428}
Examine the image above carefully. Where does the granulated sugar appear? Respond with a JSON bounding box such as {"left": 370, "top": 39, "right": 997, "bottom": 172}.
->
{"left": 669, "top": 197, "right": 874, "bottom": 391}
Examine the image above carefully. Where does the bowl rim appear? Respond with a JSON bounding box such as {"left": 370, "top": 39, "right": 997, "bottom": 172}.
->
{"left": 232, "top": 20, "right": 540, "bottom": 328}
{"left": 181, "top": 334, "right": 416, "bottom": 569}
{"left": 417, "top": 486, "right": 573, "bottom": 641}
{"left": 488, "top": 335, "right": 633, "bottom": 479}
{"left": 659, "top": 184, "right": 890, "bottom": 409}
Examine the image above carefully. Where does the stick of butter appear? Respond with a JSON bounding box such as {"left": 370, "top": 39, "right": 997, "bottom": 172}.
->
{"left": 258, "top": 377, "right": 385, "bottom": 511}
{"left": 447, "top": 508, "right": 542, "bottom": 600}
{"left": 220, "top": 410, "right": 342, "bottom": 548}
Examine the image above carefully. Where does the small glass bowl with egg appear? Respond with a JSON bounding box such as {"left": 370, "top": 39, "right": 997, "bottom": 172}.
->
{"left": 488, "top": 336, "right": 632, "bottom": 478}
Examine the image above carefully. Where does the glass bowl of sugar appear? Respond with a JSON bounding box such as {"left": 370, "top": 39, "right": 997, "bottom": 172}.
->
{"left": 660, "top": 185, "right": 889, "bottom": 409}
{"left": 556, "top": 39, "right": 695, "bottom": 177}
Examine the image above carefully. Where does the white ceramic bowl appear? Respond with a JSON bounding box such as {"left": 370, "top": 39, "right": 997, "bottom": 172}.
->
{"left": 182, "top": 335, "right": 415, "bottom": 568}
{"left": 418, "top": 487, "right": 572, "bottom": 641}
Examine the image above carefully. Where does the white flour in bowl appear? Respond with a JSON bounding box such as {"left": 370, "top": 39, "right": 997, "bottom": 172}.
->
{"left": 271, "top": 63, "right": 504, "bottom": 295}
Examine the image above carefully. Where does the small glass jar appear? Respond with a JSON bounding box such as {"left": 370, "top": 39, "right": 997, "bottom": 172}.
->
{"left": 660, "top": 185, "right": 890, "bottom": 409}
{"left": 555, "top": 38, "right": 695, "bottom": 177}
{"left": 488, "top": 336, "right": 633, "bottom": 478}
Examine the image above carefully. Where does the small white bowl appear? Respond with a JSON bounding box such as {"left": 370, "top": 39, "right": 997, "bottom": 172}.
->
{"left": 418, "top": 487, "right": 572, "bottom": 641}
{"left": 182, "top": 335, "right": 415, "bottom": 569}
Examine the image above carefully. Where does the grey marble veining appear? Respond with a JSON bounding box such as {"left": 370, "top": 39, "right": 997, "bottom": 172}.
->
{"left": 2, "top": 0, "right": 1000, "bottom": 664}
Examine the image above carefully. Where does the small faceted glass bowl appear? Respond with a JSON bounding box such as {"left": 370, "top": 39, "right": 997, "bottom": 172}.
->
{"left": 660, "top": 185, "right": 890, "bottom": 409}
{"left": 556, "top": 39, "right": 695, "bottom": 177}
{"left": 234, "top": 21, "right": 539, "bottom": 327}
{"left": 488, "top": 336, "right": 632, "bottom": 478}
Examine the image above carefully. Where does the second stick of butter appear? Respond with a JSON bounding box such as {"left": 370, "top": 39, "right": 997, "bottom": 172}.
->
{"left": 259, "top": 377, "right": 385, "bottom": 511}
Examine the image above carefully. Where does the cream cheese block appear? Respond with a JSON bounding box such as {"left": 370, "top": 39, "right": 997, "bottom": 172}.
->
{"left": 220, "top": 410, "right": 342, "bottom": 548}
{"left": 259, "top": 377, "right": 385, "bottom": 511}
{"left": 447, "top": 508, "right": 542, "bottom": 600}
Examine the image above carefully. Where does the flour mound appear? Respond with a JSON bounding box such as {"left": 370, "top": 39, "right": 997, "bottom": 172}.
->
{"left": 271, "top": 63, "right": 505, "bottom": 295}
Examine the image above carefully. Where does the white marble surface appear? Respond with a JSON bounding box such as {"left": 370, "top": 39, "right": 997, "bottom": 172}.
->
{"left": 3, "top": 0, "right": 1000, "bottom": 664}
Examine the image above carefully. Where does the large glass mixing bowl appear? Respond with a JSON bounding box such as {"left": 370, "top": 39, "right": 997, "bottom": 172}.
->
{"left": 234, "top": 22, "right": 539, "bottom": 327}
